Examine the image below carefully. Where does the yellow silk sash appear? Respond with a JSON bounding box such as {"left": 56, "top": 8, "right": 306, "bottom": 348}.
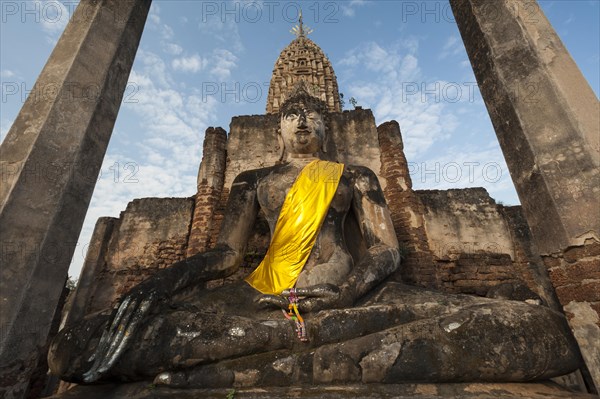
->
{"left": 245, "top": 160, "right": 344, "bottom": 295}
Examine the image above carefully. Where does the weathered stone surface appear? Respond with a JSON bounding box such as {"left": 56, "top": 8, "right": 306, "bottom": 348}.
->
{"left": 47, "top": 382, "right": 597, "bottom": 399}
{"left": 204, "top": 109, "right": 384, "bottom": 287}
{"left": 48, "top": 4, "right": 597, "bottom": 394}
{"left": 450, "top": 0, "right": 599, "bottom": 255}
{"left": 0, "top": 1, "right": 151, "bottom": 397}
{"left": 486, "top": 281, "right": 542, "bottom": 303}
{"left": 451, "top": 1, "right": 599, "bottom": 388}
{"left": 376, "top": 123, "right": 557, "bottom": 299}
{"left": 418, "top": 188, "right": 515, "bottom": 260}
{"left": 45, "top": 95, "right": 412, "bottom": 392}
{"left": 62, "top": 217, "right": 118, "bottom": 328}
{"left": 412, "top": 189, "right": 552, "bottom": 297}
{"left": 498, "top": 205, "right": 561, "bottom": 309}
{"left": 70, "top": 197, "right": 193, "bottom": 317}
{"left": 27, "top": 279, "right": 71, "bottom": 399}
{"left": 543, "top": 239, "right": 600, "bottom": 389}
{"left": 49, "top": 283, "right": 581, "bottom": 388}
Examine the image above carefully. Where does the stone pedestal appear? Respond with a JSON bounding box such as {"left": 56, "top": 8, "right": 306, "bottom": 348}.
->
{"left": 47, "top": 381, "right": 597, "bottom": 399}
{"left": 450, "top": 0, "right": 600, "bottom": 391}
{"left": 0, "top": 1, "right": 151, "bottom": 397}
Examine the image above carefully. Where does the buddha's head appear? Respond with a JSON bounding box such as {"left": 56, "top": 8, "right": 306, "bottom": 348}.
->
{"left": 278, "top": 82, "right": 328, "bottom": 161}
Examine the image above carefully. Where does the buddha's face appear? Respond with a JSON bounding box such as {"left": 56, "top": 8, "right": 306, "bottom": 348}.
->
{"left": 280, "top": 102, "right": 325, "bottom": 155}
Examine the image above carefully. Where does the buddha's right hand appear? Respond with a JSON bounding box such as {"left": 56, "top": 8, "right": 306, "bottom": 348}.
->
{"left": 81, "top": 282, "right": 162, "bottom": 382}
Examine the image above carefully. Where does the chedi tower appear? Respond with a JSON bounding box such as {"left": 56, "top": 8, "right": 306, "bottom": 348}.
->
{"left": 266, "top": 13, "right": 341, "bottom": 114}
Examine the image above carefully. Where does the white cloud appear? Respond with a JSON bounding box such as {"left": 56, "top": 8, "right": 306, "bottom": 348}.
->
{"left": 198, "top": 16, "right": 244, "bottom": 53}
{"left": 170, "top": 49, "right": 238, "bottom": 78}
{"left": 341, "top": 0, "right": 369, "bottom": 17}
{"left": 409, "top": 143, "right": 518, "bottom": 205}
{"left": 172, "top": 54, "right": 207, "bottom": 73}
{"left": 337, "top": 39, "right": 517, "bottom": 204}
{"left": 163, "top": 43, "right": 183, "bottom": 55}
{"left": 338, "top": 40, "right": 460, "bottom": 159}
{"left": 148, "top": 3, "right": 161, "bottom": 25}
{"left": 148, "top": 3, "right": 175, "bottom": 41}
{"left": 564, "top": 14, "right": 575, "bottom": 25}
{"left": 137, "top": 50, "right": 173, "bottom": 88}
{"left": 438, "top": 35, "right": 464, "bottom": 60}
{"left": 161, "top": 24, "right": 175, "bottom": 41}
{"left": 338, "top": 54, "right": 359, "bottom": 68}
{"left": 1, "top": 69, "right": 16, "bottom": 78}
{"left": 70, "top": 48, "right": 219, "bottom": 278}
{"left": 209, "top": 49, "right": 238, "bottom": 80}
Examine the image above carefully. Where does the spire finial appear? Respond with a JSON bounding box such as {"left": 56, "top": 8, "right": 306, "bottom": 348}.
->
{"left": 291, "top": 8, "right": 313, "bottom": 38}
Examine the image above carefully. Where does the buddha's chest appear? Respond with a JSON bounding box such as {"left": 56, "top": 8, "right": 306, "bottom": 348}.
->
{"left": 257, "top": 168, "right": 353, "bottom": 224}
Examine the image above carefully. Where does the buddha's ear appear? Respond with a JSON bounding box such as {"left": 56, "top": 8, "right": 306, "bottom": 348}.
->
{"left": 277, "top": 128, "right": 285, "bottom": 162}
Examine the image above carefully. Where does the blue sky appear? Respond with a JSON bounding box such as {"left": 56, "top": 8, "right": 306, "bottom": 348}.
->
{"left": 1, "top": 0, "right": 599, "bottom": 278}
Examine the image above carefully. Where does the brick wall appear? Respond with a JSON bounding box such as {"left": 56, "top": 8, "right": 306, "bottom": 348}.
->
{"left": 545, "top": 239, "right": 600, "bottom": 325}
{"left": 187, "top": 127, "right": 227, "bottom": 256}
{"left": 375, "top": 121, "right": 555, "bottom": 299}
{"left": 72, "top": 198, "right": 194, "bottom": 317}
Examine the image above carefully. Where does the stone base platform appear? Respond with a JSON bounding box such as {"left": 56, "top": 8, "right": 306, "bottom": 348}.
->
{"left": 48, "top": 382, "right": 595, "bottom": 398}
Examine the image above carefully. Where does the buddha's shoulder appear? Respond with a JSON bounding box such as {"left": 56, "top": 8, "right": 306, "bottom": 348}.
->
{"left": 343, "top": 164, "right": 379, "bottom": 182}
{"left": 232, "top": 164, "right": 288, "bottom": 184}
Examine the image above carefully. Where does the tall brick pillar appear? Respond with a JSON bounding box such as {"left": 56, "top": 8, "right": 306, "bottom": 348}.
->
{"left": 0, "top": 1, "right": 151, "bottom": 397}
{"left": 377, "top": 121, "right": 437, "bottom": 288}
{"left": 451, "top": 0, "right": 600, "bottom": 391}
{"left": 187, "top": 127, "right": 228, "bottom": 256}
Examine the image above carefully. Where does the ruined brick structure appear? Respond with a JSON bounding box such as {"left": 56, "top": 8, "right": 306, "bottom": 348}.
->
{"left": 544, "top": 240, "right": 600, "bottom": 336}
{"left": 186, "top": 127, "right": 227, "bottom": 256}
{"left": 64, "top": 198, "right": 193, "bottom": 319}
{"left": 61, "top": 12, "right": 597, "bottom": 395}
{"left": 2, "top": 1, "right": 596, "bottom": 397}
{"left": 72, "top": 24, "right": 561, "bottom": 317}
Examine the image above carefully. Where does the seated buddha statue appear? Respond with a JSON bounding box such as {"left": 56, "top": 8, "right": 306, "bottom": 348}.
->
{"left": 48, "top": 84, "right": 582, "bottom": 387}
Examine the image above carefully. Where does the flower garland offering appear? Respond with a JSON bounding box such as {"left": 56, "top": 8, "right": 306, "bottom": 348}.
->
{"left": 282, "top": 288, "right": 308, "bottom": 342}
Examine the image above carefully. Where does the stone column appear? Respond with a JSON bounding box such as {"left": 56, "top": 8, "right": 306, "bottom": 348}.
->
{"left": 61, "top": 217, "right": 118, "bottom": 329}
{"left": 450, "top": 0, "right": 600, "bottom": 391}
{"left": 0, "top": 1, "right": 151, "bottom": 397}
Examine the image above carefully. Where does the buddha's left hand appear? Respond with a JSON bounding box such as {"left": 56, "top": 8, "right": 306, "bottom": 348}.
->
{"left": 256, "top": 284, "right": 353, "bottom": 312}
{"left": 294, "top": 284, "right": 354, "bottom": 312}
{"left": 81, "top": 282, "right": 162, "bottom": 382}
